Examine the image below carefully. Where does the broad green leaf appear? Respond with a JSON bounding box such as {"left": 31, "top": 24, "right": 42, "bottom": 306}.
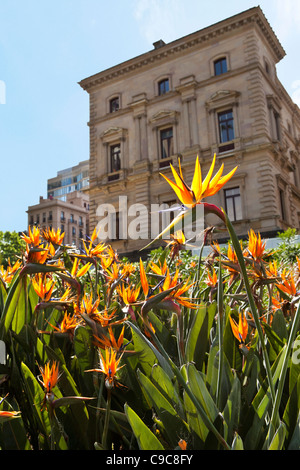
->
{"left": 138, "top": 370, "right": 189, "bottom": 447}
{"left": 288, "top": 411, "right": 300, "bottom": 450}
{"left": 223, "top": 374, "right": 241, "bottom": 445}
{"left": 244, "top": 347, "right": 286, "bottom": 449}
{"left": 128, "top": 321, "right": 173, "bottom": 378}
{"left": 187, "top": 363, "right": 218, "bottom": 424}
{"left": 11, "top": 278, "right": 27, "bottom": 335}
{"left": 20, "top": 362, "right": 51, "bottom": 444}
{"left": 231, "top": 432, "right": 244, "bottom": 450}
{"left": 185, "top": 303, "right": 215, "bottom": 370}
{"left": 0, "top": 397, "right": 31, "bottom": 450}
{"left": 73, "top": 324, "right": 93, "bottom": 373}
{"left": 272, "top": 310, "right": 288, "bottom": 341}
{"left": 223, "top": 309, "right": 243, "bottom": 370}
{"left": 0, "top": 274, "right": 22, "bottom": 338}
{"left": 267, "top": 421, "right": 286, "bottom": 450}
{"left": 124, "top": 403, "right": 164, "bottom": 450}
{"left": 183, "top": 388, "right": 206, "bottom": 446}
{"left": 148, "top": 310, "right": 177, "bottom": 358}
{"left": 130, "top": 325, "right": 157, "bottom": 376}
{"left": 151, "top": 363, "right": 185, "bottom": 421}
{"left": 289, "top": 334, "right": 300, "bottom": 395}
{"left": 206, "top": 338, "right": 219, "bottom": 396}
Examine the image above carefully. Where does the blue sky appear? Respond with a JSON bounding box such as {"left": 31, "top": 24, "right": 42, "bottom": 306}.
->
{"left": 0, "top": 0, "right": 299, "bottom": 233}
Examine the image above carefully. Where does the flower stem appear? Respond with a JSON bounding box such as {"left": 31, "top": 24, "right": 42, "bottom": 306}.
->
{"left": 224, "top": 211, "right": 276, "bottom": 404}
{"left": 102, "top": 388, "right": 111, "bottom": 450}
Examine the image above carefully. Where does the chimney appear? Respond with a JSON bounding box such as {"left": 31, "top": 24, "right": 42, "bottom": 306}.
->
{"left": 153, "top": 39, "right": 166, "bottom": 50}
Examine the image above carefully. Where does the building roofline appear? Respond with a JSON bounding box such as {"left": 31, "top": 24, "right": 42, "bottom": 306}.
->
{"left": 78, "top": 6, "right": 285, "bottom": 92}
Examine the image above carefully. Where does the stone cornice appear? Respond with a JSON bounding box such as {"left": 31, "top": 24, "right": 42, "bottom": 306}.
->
{"left": 79, "top": 6, "right": 285, "bottom": 92}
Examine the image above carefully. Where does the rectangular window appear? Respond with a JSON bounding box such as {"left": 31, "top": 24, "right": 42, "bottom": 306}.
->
{"left": 160, "top": 128, "right": 174, "bottom": 159}
{"left": 274, "top": 111, "right": 281, "bottom": 141}
{"left": 214, "top": 58, "right": 227, "bottom": 76}
{"left": 279, "top": 188, "right": 286, "bottom": 220}
{"left": 109, "top": 97, "right": 119, "bottom": 113}
{"left": 218, "top": 110, "right": 234, "bottom": 151}
{"left": 110, "top": 144, "right": 121, "bottom": 173}
{"left": 158, "top": 78, "right": 170, "bottom": 96}
{"left": 224, "top": 187, "right": 242, "bottom": 221}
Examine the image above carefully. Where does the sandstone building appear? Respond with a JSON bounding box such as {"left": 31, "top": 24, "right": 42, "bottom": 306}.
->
{"left": 27, "top": 192, "right": 89, "bottom": 248}
{"left": 27, "top": 161, "right": 90, "bottom": 247}
{"left": 79, "top": 6, "right": 300, "bottom": 255}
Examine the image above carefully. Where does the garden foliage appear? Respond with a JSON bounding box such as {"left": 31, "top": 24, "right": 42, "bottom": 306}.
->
{"left": 0, "top": 221, "right": 300, "bottom": 451}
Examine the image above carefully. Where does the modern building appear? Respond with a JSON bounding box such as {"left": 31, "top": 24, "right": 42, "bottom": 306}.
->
{"left": 79, "top": 6, "right": 300, "bottom": 255}
{"left": 27, "top": 191, "right": 89, "bottom": 248}
{"left": 47, "top": 160, "right": 89, "bottom": 202}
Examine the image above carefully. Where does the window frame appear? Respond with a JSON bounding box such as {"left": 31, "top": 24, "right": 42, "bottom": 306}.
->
{"left": 160, "top": 127, "right": 174, "bottom": 160}
{"left": 224, "top": 186, "right": 242, "bottom": 222}
{"left": 218, "top": 109, "right": 235, "bottom": 152}
{"left": 279, "top": 188, "right": 287, "bottom": 222}
{"left": 214, "top": 57, "right": 228, "bottom": 76}
{"left": 109, "top": 143, "right": 121, "bottom": 177}
{"left": 109, "top": 96, "right": 120, "bottom": 113}
{"left": 158, "top": 78, "right": 170, "bottom": 96}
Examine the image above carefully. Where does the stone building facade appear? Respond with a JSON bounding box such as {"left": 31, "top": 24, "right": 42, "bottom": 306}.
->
{"left": 27, "top": 191, "right": 89, "bottom": 248}
{"left": 79, "top": 6, "right": 300, "bottom": 255}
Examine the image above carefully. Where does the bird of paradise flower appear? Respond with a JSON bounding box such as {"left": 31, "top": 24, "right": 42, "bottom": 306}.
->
{"left": 144, "top": 154, "right": 237, "bottom": 247}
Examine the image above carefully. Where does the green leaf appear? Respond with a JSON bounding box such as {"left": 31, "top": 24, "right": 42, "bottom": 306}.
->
{"left": 185, "top": 303, "right": 215, "bottom": 370}
{"left": 73, "top": 324, "right": 94, "bottom": 373}
{"left": 128, "top": 321, "right": 173, "bottom": 378}
{"left": 20, "top": 362, "right": 51, "bottom": 444}
{"left": 150, "top": 363, "right": 185, "bottom": 421}
{"left": 267, "top": 421, "right": 286, "bottom": 450}
{"left": 231, "top": 432, "right": 244, "bottom": 450}
{"left": 272, "top": 310, "right": 288, "bottom": 341}
{"left": 223, "top": 374, "right": 241, "bottom": 445}
{"left": 138, "top": 369, "right": 189, "bottom": 447}
{"left": 186, "top": 363, "right": 219, "bottom": 425}
{"left": 0, "top": 274, "right": 22, "bottom": 338}
{"left": 124, "top": 403, "right": 164, "bottom": 450}
{"left": 288, "top": 411, "right": 300, "bottom": 450}
{"left": 183, "top": 388, "right": 206, "bottom": 446}
{"left": 289, "top": 334, "right": 300, "bottom": 395}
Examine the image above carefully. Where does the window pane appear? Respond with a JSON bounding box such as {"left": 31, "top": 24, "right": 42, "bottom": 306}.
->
{"left": 160, "top": 128, "right": 173, "bottom": 159}
{"left": 218, "top": 110, "right": 234, "bottom": 143}
{"left": 225, "top": 187, "right": 242, "bottom": 221}
{"left": 158, "top": 79, "right": 169, "bottom": 95}
{"left": 110, "top": 97, "right": 119, "bottom": 113}
{"left": 214, "top": 58, "right": 227, "bottom": 76}
{"left": 226, "top": 197, "right": 235, "bottom": 220}
{"left": 110, "top": 144, "right": 121, "bottom": 172}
